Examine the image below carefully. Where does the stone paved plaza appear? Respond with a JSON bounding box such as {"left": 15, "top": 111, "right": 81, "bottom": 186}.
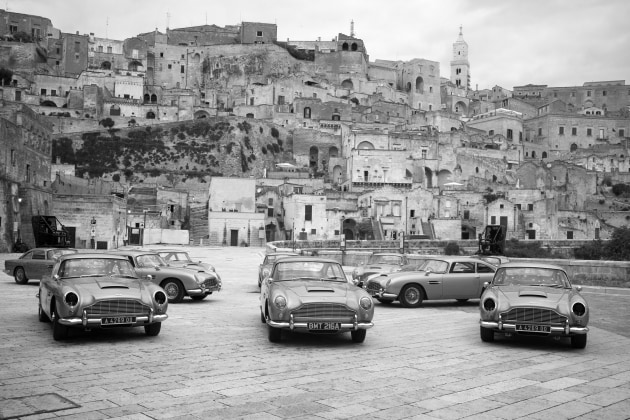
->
{"left": 1, "top": 246, "right": 629, "bottom": 419}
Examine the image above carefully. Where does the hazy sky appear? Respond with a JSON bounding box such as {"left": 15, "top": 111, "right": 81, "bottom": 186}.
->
{"left": 14, "top": 0, "right": 630, "bottom": 90}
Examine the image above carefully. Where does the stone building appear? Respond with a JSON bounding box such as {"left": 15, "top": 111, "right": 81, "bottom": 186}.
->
{"left": 0, "top": 9, "right": 53, "bottom": 41}
{"left": 450, "top": 26, "right": 470, "bottom": 91}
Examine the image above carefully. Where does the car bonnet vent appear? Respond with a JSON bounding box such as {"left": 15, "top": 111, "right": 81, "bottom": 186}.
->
{"left": 518, "top": 290, "right": 547, "bottom": 298}
{"left": 307, "top": 286, "right": 334, "bottom": 292}
{"left": 97, "top": 280, "right": 130, "bottom": 289}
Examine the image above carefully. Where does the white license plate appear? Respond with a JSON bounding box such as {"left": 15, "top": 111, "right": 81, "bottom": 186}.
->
{"left": 101, "top": 316, "right": 135, "bottom": 325}
{"left": 516, "top": 324, "right": 550, "bottom": 333}
{"left": 308, "top": 322, "right": 341, "bottom": 331}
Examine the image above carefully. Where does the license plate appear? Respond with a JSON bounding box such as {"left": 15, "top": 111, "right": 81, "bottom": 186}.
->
{"left": 101, "top": 316, "right": 135, "bottom": 325}
{"left": 308, "top": 322, "right": 341, "bottom": 331}
{"left": 516, "top": 324, "right": 550, "bottom": 333}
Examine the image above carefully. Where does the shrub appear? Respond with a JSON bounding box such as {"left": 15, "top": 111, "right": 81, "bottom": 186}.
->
{"left": 444, "top": 242, "right": 460, "bottom": 255}
{"left": 612, "top": 183, "right": 630, "bottom": 196}
{"left": 574, "top": 240, "right": 603, "bottom": 260}
{"left": 504, "top": 239, "right": 551, "bottom": 258}
{"left": 271, "top": 127, "right": 279, "bottom": 138}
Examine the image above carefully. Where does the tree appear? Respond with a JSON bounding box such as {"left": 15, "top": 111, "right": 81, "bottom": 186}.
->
{"left": 11, "top": 31, "right": 32, "bottom": 43}
{"left": 603, "top": 227, "right": 630, "bottom": 261}
{"left": 99, "top": 118, "right": 115, "bottom": 129}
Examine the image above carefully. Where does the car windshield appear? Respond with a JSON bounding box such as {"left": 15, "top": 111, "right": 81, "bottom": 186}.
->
{"left": 418, "top": 259, "right": 449, "bottom": 274}
{"left": 273, "top": 261, "right": 346, "bottom": 282}
{"left": 266, "top": 254, "right": 296, "bottom": 264}
{"left": 368, "top": 254, "right": 402, "bottom": 264}
{"left": 136, "top": 254, "right": 166, "bottom": 268}
{"left": 401, "top": 261, "right": 429, "bottom": 272}
{"left": 160, "top": 252, "right": 192, "bottom": 263}
{"left": 48, "top": 249, "right": 78, "bottom": 260}
{"left": 58, "top": 258, "right": 137, "bottom": 279}
{"left": 493, "top": 267, "right": 570, "bottom": 288}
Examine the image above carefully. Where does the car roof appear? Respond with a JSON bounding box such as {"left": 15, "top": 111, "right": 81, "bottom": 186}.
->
{"left": 28, "top": 247, "right": 77, "bottom": 252}
{"left": 59, "top": 253, "right": 129, "bottom": 261}
{"left": 150, "top": 249, "right": 188, "bottom": 253}
{"left": 371, "top": 252, "right": 404, "bottom": 256}
{"left": 267, "top": 252, "right": 299, "bottom": 256}
{"left": 422, "top": 255, "right": 490, "bottom": 263}
{"left": 498, "top": 262, "right": 566, "bottom": 271}
{"left": 110, "top": 250, "right": 159, "bottom": 257}
{"left": 272, "top": 256, "right": 341, "bottom": 265}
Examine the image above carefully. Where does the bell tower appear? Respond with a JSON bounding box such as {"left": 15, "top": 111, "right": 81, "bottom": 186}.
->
{"left": 450, "top": 25, "right": 470, "bottom": 90}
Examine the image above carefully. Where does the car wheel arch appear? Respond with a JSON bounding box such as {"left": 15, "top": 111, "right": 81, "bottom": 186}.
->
{"left": 397, "top": 282, "right": 426, "bottom": 300}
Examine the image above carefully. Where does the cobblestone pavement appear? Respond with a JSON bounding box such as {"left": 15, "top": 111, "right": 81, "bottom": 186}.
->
{"left": 1, "top": 247, "right": 629, "bottom": 420}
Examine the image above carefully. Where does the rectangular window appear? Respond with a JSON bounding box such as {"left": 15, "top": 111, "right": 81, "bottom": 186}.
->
{"left": 410, "top": 209, "right": 415, "bottom": 218}
{"left": 40, "top": 89, "right": 46, "bottom": 95}
{"left": 587, "top": 128, "right": 592, "bottom": 136}
{"left": 519, "top": 132, "right": 523, "bottom": 141}
{"left": 567, "top": 231, "right": 574, "bottom": 239}
{"left": 603, "top": 90, "right": 607, "bottom": 96}
{"left": 572, "top": 127, "right": 577, "bottom": 136}
{"left": 268, "top": 198, "right": 273, "bottom": 205}
{"left": 277, "top": 95, "right": 285, "bottom": 105}
{"left": 107, "top": 46, "right": 112, "bottom": 53}
{"left": 11, "top": 149, "right": 16, "bottom": 166}
{"left": 463, "top": 210, "right": 469, "bottom": 219}
{"left": 491, "top": 216, "right": 496, "bottom": 224}
{"left": 98, "top": 45, "right": 103, "bottom": 52}
{"left": 26, "top": 164, "right": 31, "bottom": 183}
{"left": 516, "top": 204, "right": 521, "bottom": 210}
{"left": 168, "top": 64, "right": 172, "bottom": 69}
{"left": 620, "top": 129, "right": 625, "bottom": 137}
{"left": 571, "top": 91, "right": 576, "bottom": 97}
{"left": 305, "top": 205, "right": 312, "bottom": 221}
{"left": 51, "top": 89, "right": 56, "bottom": 96}
{"left": 507, "top": 129, "right": 513, "bottom": 140}
{"left": 310, "top": 228, "right": 316, "bottom": 234}
{"left": 181, "top": 65, "right": 185, "bottom": 73}
{"left": 527, "top": 204, "right": 533, "bottom": 211}
{"left": 132, "top": 49, "right": 138, "bottom": 58}
{"left": 421, "top": 150, "right": 427, "bottom": 159}
{"left": 74, "top": 41, "right": 81, "bottom": 53}
{"left": 538, "top": 128, "right": 542, "bottom": 136}
{"left": 587, "top": 90, "right": 592, "bottom": 97}
{"left": 267, "top": 208, "right": 274, "bottom": 217}
{"left": 160, "top": 52, "right": 164, "bottom": 57}
{"left": 559, "top": 127, "right": 564, "bottom": 135}
{"left": 9, "top": 24, "right": 18, "bottom": 33}
{"left": 489, "top": 130, "right": 494, "bottom": 136}
{"left": 256, "top": 31, "right": 263, "bottom": 37}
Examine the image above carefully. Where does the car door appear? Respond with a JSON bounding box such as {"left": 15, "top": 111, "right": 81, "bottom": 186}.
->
{"left": 441, "top": 261, "right": 479, "bottom": 299}
{"left": 476, "top": 262, "right": 496, "bottom": 294}
{"left": 28, "top": 249, "right": 50, "bottom": 279}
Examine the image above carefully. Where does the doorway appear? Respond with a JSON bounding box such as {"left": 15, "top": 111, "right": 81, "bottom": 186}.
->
{"left": 230, "top": 229, "right": 239, "bottom": 246}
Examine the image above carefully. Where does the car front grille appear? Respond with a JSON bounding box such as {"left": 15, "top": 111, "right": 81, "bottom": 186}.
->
{"left": 501, "top": 307, "right": 567, "bottom": 326}
{"left": 366, "top": 281, "right": 381, "bottom": 293}
{"left": 86, "top": 299, "right": 150, "bottom": 316}
{"left": 201, "top": 276, "right": 218, "bottom": 288}
{"left": 292, "top": 303, "right": 356, "bottom": 322}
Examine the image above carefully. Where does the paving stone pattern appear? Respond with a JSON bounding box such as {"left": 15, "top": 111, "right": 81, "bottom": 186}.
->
{"left": 0, "top": 247, "right": 629, "bottom": 419}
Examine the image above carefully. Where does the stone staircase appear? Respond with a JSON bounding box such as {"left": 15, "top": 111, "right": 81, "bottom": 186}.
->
{"left": 421, "top": 221, "right": 435, "bottom": 239}
{"left": 189, "top": 206, "right": 209, "bottom": 245}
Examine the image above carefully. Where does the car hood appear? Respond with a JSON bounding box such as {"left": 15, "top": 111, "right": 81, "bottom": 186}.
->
{"left": 273, "top": 280, "right": 351, "bottom": 299}
{"left": 66, "top": 277, "right": 145, "bottom": 300}
{"left": 497, "top": 285, "right": 569, "bottom": 308}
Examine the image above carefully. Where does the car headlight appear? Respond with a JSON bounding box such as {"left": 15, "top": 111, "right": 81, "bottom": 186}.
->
{"left": 274, "top": 295, "right": 287, "bottom": 309}
{"left": 482, "top": 298, "right": 496, "bottom": 312}
{"left": 154, "top": 290, "right": 167, "bottom": 305}
{"left": 572, "top": 302, "right": 586, "bottom": 317}
{"left": 64, "top": 292, "right": 78, "bottom": 307}
{"left": 360, "top": 296, "right": 373, "bottom": 310}
{"left": 262, "top": 268, "right": 271, "bottom": 278}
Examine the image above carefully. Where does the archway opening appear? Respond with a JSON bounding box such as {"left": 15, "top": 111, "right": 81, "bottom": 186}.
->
{"left": 309, "top": 146, "right": 319, "bottom": 171}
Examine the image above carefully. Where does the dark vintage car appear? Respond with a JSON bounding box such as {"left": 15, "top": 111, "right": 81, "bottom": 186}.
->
{"left": 152, "top": 248, "right": 222, "bottom": 286}
{"left": 479, "top": 262, "right": 589, "bottom": 348}
{"left": 352, "top": 252, "right": 409, "bottom": 287}
{"left": 260, "top": 257, "right": 374, "bottom": 343}
{"left": 365, "top": 256, "right": 496, "bottom": 307}
{"left": 4, "top": 247, "right": 78, "bottom": 284}
{"left": 111, "top": 250, "right": 221, "bottom": 303}
{"left": 257, "top": 252, "right": 299, "bottom": 287}
{"left": 37, "top": 253, "right": 168, "bottom": 340}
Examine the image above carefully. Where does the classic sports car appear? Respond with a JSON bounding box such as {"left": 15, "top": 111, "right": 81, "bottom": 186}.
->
{"left": 38, "top": 253, "right": 168, "bottom": 340}
{"left": 5, "top": 247, "right": 78, "bottom": 284}
{"left": 152, "top": 248, "right": 222, "bottom": 284}
{"left": 365, "top": 256, "right": 496, "bottom": 307}
{"left": 111, "top": 250, "right": 221, "bottom": 303}
{"left": 260, "top": 257, "right": 374, "bottom": 343}
{"left": 258, "top": 252, "right": 299, "bottom": 287}
{"left": 479, "top": 262, "right": 589, "bottom": 348}
{"left": 352, "top": 252, "right": 408, "bottom": 287}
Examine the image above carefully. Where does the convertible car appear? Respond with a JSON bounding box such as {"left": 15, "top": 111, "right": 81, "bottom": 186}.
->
{"left": 112, "top": 250, "right": 221, "bottom": 303}
{"left": 152, "top": 248, "right": 222, "bottom": 287}
{"left": 352, "top": 252, "right": 408, "bottom": 287}
{"left": 260, "top": 257, "right": 374, "bottom": 343}
{"left": 5, "top": 247, "right": 78, "bottom": 284}
{"left": 257, "top": 251, "right": 299, "bottom": 287}
{"left": 38, "top": 253, "right": 168, "bottom": 340}
{"left": 365, "top": 256, "right": 496, "bottom": 307}
{"left": 479, "top": 262, "right": 589, "bottom": 348}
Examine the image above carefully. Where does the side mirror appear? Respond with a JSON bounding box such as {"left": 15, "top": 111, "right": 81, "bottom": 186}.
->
{"left": 53, "top": 274, "right": 60, "bottom": 281}
{"left": 483, "top": 281, "right": 490, "bottom": 288}
{"left": 146, "top": 274, "right": 154, "bottom": 281}
{"left": 575, "top": 285, "right": 582, "bottom": 292}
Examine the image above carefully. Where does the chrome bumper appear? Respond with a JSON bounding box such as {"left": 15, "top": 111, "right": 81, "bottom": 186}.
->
{"left": 480, "top": 320, "right": 589, "bottom": 335}
{"left": 268, "top": 314, "right": 373, "bottom": 331}
{"left": 60, "top": 313, "right": 168, "bottom": 327}
{"left": 368, "top": 289, "right": 397, "bottom": 300}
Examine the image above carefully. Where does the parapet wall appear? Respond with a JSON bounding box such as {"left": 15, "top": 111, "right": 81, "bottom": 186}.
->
{"left": 267, "top": 239, "right": 630, "bottom": 288}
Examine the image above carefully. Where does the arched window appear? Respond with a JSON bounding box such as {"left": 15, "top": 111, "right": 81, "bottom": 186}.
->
{"left": 542, "top": 151, "right": 548, "bottom": 159}
{"left": 150, "top": 94, "right": 157, "bottom": 103}
{"left": 110, "top": 105, "right": 121, "bottom": 116}
{"left": 532, "top": 151, "right": 537, "bottom": 158}
{"left": 146, "top": 111, "right": 156, "bottom": 119}
{"left": 415, "top": 76, "right": 424, "bottom": 93}
{"left": 143, "top": 93, "right": 150, "bottom": 103}
{"left": 101, "top": 61, "right": 111, "bottom": 70}
{"left": 351, "top": 43, "right": 358, "bottom": 51}
{"left": 341, "top": 79, "right": 353, "bottom": 90}
{"left": 303, "top": 107, "right": 311, "bottom": 119}
{"left": 329, "top": 146, "right": 338, "bottom": 157}
{"left": 342, "top": 42, "right": 349, "bottom": 51}
{"left": 406, "top": 82, "right": 412, "bottom": 92}
{"left": 475, "top": 167, "right": 479, "bottom": 173}
{"left": 332, "top": 114, "right": 340, "bottom": 121}
{"left": 570, "top": 143, "right": 578, "bottom": 152}
{"left": 246, "top": 113, "right": 254, "bottom": 118}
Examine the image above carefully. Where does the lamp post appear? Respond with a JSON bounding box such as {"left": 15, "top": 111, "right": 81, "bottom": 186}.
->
{"left": 142, "top": 209, "right": 148, "bottom": 246}
{"left": 340, "top": 215, "right": 346, "bottom": 250}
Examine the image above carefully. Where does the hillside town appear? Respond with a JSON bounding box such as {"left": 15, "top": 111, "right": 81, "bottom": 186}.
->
{"left": 1, "top": 8, "right": 629, "bottom": 253}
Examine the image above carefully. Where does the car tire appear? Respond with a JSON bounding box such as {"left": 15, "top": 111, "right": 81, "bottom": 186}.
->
{"left": 377, "top": 298, "right": 394, "bottom": 305}
{"left": 351, "top": 329, "right": 367, "bottom": 343}
{"left": 480, "top": 326, "right": 495, "bottom": 342}
{"left": 144, "top": 322, "right": 162, "bottom": 336}
{"left": 260, "top": 310, "right": 266, "bottom": 323}
{"left": 38, "top": 302, "right": 49, "bottom": 322}
{"left": 52, "top": 306, "right": 68, "bottom": 341}
{"left": 399, "top": 284, "right": 424, "bottom": 308}
{"left": 14, "top": 267, "right": 28, "bottom": 284}
{"left": 268, "top": 324, "right": 282, "bottom": 342}
{"left": 191, "top": 295, "right": 207, "bottom": 301}
{"left": 161, "top": 279, "right": 185, "bottom": 303}
{"left": 571, "top": 334, "right": 587, "bottom": 349}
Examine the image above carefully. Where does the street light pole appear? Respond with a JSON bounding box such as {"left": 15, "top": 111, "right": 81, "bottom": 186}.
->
{"left": 142, "top": 210, "right": 147, "bottom": 246}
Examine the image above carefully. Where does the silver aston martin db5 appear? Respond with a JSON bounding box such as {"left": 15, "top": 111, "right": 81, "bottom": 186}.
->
{"left": 38, "top": 253, "right": 168, "bottom": 340}
{"left": 260, "top": 257, "right": 374, "bottom": 343}
{"left": 479, "top": 262, "right": 589, "bottom": 348}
